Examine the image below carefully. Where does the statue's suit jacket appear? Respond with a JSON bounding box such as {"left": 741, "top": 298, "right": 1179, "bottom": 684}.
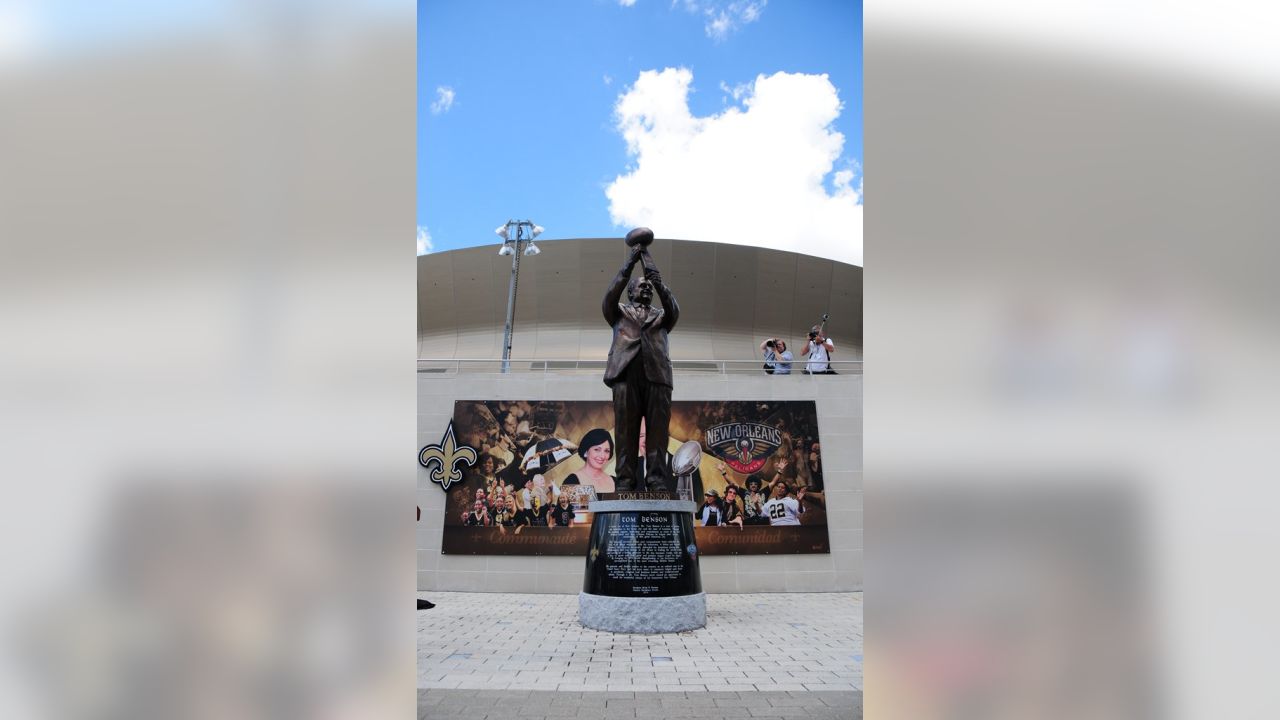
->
{"left": 602, "top": 267, "right": 680, "bottom": 389}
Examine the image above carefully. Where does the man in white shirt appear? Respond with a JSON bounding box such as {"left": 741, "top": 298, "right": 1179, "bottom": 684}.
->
{"left": 801, "top": 326, "right": 836, "bottom": 374}
{"left": 761, "top": 482, "right": 803, "bottom": 526}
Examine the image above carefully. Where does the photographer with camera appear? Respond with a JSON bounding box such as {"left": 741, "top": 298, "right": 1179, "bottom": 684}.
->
{"left": 758, "top": 337, "right": 793, "bottom": 375}
{"left": 801, "top": 325, "right": 836, "bottom": 374}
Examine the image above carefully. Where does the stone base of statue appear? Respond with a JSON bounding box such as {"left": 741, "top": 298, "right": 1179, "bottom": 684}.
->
{"left": 578, "top": 494, "right": 705, "bottom": 634}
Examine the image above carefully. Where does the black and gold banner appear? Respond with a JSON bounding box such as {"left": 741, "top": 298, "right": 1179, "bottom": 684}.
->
{"left": 441, "top": 400, "right": 830, "bottom": 555}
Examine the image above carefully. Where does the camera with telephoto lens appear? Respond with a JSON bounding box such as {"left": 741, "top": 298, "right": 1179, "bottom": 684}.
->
{"left": 765, "top": 340, "right": 775, "bottom": 348}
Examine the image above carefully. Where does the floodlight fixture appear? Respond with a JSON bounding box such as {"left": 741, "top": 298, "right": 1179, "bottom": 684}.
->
{"left": 497, "top": 218, "right": 543, "bottom": 373}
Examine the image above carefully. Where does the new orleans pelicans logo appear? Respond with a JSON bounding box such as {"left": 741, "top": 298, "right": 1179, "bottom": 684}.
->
{"left": 419, "top": 421, "right": 477, "bottom": 492}
{"left": 704, "top": 422, "right": 783, "bottom": 474}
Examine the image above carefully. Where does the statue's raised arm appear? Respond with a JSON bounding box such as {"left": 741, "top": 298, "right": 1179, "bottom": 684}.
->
{"left": 602, "top": 245, "right": 642, "bottom": 326}
{"left": 645, "top": 260, "right": 679, "bottom": 332}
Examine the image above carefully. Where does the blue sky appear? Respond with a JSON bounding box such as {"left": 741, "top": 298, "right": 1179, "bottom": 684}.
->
{"left": 418, "top": 0, "right": 863, "bottom": 265}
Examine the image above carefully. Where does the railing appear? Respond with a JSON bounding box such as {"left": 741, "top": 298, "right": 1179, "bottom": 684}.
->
{"left": 417, "top": 358, "right": 863, "bottom": 376}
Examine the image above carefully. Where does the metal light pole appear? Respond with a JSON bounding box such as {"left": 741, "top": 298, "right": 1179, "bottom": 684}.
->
{"left": 496, "top": 219, "right": 543, "bottom": 373}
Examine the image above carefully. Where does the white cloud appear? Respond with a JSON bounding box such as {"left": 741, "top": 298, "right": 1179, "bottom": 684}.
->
{"left": 706, "top": 11, "right": 732, "bottom": 40}
{"left": 718, "top": 79, "right": 752, "bottom": 103}
{"left": 619, "top": 0, "right": 638, "bottom": 6}
{"left": 603, "top": 74, "right": 613, "bottom": 86}
{"left": 739, "top": 0, "right": 763, "bottom": 22}
{"left": 605, "top": 67, "right": 862, "bottom": 266}
{"left": 683, "top": 0, "right": 765, "bottom": 41}
{"left": 417, "top": 226, "right": 434, "bottom": 255}
{"left": 430, "top": 86, "right": 455, "bottom": 114}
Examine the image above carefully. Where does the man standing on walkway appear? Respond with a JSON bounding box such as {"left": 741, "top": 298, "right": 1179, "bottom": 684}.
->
{"left": 759, "top": 338, "right": 794, "bottom": 375}
{"left": 802, "top": 326, "right": 836, "bottom": 374}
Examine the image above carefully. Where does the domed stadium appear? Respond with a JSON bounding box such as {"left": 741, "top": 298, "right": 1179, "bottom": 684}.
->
{"left": 419, "top": 238, "right": 861, "bottom": 371}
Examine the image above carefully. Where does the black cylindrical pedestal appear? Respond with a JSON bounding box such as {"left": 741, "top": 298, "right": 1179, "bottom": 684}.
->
{"left": 578, "top": 498, "right": 706, "bottom": 633}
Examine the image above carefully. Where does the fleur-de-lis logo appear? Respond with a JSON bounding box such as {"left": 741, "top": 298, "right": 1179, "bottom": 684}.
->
{"left": 589, "top": 547, "right": 601, "bottom": 561}
{"left": 419, "top": 421, "right": 477, "bottom": 492}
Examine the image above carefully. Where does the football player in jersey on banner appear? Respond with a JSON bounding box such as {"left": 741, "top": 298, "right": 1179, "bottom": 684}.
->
{"left": 762, "top": 481, "right": 804, "bottom": 526}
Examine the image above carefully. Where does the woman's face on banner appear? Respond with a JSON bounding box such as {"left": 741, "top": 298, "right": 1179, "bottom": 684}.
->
{"left": 585, "top": 442, "right": 611, "bottom": 470}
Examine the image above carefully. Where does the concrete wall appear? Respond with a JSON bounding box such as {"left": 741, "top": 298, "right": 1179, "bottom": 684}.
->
{"left": 418, "top": 371, "right": 862, "bottom": 593}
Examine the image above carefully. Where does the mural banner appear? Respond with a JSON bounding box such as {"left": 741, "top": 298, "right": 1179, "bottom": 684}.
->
{"left": 440, "top": 400, "right": 830, "bottom": 555}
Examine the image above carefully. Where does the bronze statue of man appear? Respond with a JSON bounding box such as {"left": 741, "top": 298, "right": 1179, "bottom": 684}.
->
{"left": 602, "top": 228, "right": 680, "bottom": 492}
